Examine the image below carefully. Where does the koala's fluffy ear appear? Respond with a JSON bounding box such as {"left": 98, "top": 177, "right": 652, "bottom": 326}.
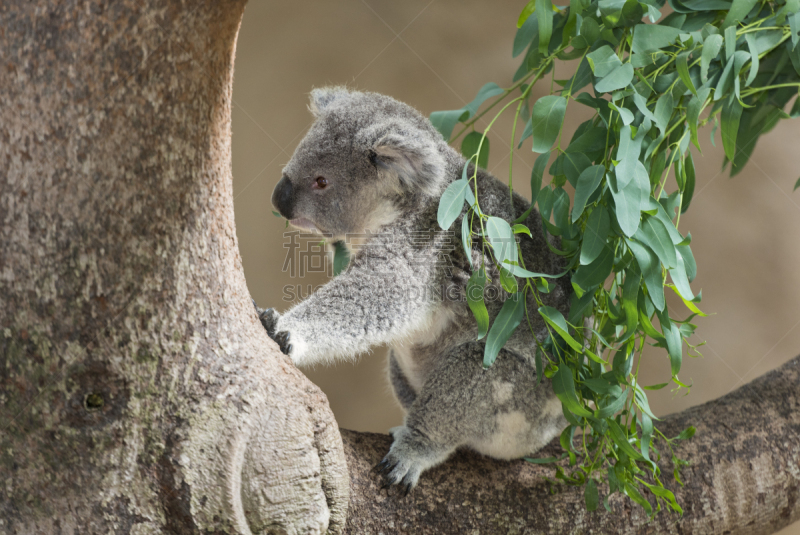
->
{"left": 309, "top": 86, "right": 351, "bottom": 116}
{"left": 371, "top": 132, "right": 445, "bottom": 197}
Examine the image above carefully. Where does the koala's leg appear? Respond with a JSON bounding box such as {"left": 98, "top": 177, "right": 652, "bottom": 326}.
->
{"left": 388, "top": 350, "right": 417, "bottom": 410}
{"left": 377, "top": 342, "right": 566, "bottom": 493}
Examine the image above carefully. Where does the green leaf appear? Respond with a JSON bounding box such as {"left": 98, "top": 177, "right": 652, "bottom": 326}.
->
{"left": 486, "top": 216, "right": 518, "bottom": 266}
{"left": 518, "top": 0, "right": 537, "bottom": 27}
{"left": 720, "top": 97, "right": 743, "bottom": 162}
{"left": 701, "top": 34, "right": 723, "bottom": 82}
{"left": 271, "top": 210, "right": 282, "bottom": 218}
{"left": 631, "top": 24, "right": 682, "bottom": 55}
{"left": 562, "top": 152, "right": 592, "bottom": 188}
{"left": 514, "top": 10, "right": 539, "bottom": 56}
{"left": 553, "top": 365, "right": 593, "bottom": 418}
{"left": 669, "top": 250, "right": 694, "bottom": 300}
{"left": 484, "top": 292, "right": 525, "bottom": 367}
{"left": 539, "top": 306, "right": 584, "bottom": 351}
{"left": 500, "top": 266, "right": 519, "bottom": 293}
{"left": 574, "top": 243, "right": 614, "bottom": 290}
{"left": 596, "top": 387, "right": 629, "bottom": 418}
{"left": 632, "top": 92, "right": 658, "bottom": 123}
{"left": 722, "top": 0, "right": 758, "bottom": 29}
{"left": 461, "top": 131, "right": 490, "bottom": 169}
{"left": 503, "top": 263, "right": 565, "bottom": 279}
{"left": 332, "top": 241, "right": 350, "bottom": 276}
{"left": 610, "top": 161, "right": 649, "bottom": 237}
{"left": 608, "top": 420, "right": 645, "bottom": 461}
{"left": 587, "top": 45, "right": 623, "bottom": 77}
{"left": 573, "top": 166, "right": 606, "bottom": 222}
{"left": 677, "top": 243, "right": 697, "bottom": 282}
{"left": 681, "top": 152, "right": 696, "bottom": 213}
{"left": 584, "top": 377, "right": 622, "bottom": 396}
{"left": 634, "top": 215, "right": 678, "bottom": 269}
{"left": 687, "top": 87, "right": 711, "bottom": 150}
{"left": 430, "top": 109, "right": 469, "bottom": 142}
{"left": 622, "top": 269, "right": 641, "bottom": 336}
{"left": 615, "top": 122, "right": 649, "bottom": 189}
{"left": 595, "top": 63, "right": 635, "bottom": 93}
{"left": 744, "top": 33, "right": 759, "bottom": 86}
{"left": 563, "top": 56, "right": 593, "bottom": 95}
{"left": 536, "top": 0, "right": 554, "bottom": 54}
{"left": 464, "top": 83, "right": 506, "bottom": 118}
{"left": 585, "top": 479, "right": 599, "bottom": 512}
{"left": 530, "top": 95, "right": 567, "bottom": 153}
{"left": 461, "top": 215, "right": 473, "bottom": 269}
{"left": 467, "top": 269, "right": 490, "bottom": 340}
{"left": 643, "top": 382, "right": 668, "bottom": 390}
{"left": 511, "top": 224, "right": 532, "bottom": 237}
{"left": 609, "top": 102, "right": 634, "bottom": 125}
{"left": 794, "top": 177, "right": 800, "bottom": 191}
{"left": 677, "top": 51, "right": 697, "bottom": 97}
{"left": 625, "top": 483, "right": 653, "bottom": 514}
{"left": 643, "top": 483, "right": 684, "bottom": 515}
{"left": 580, "top": 204, "right": 611, "bottom": 264}
{"left": 430, "top": 83, "right": 504, "bottom": 141}
{"left": 437, "top": 179, "right": 469, "bottom": 230}
{"left": 653, "top": 93, "right": 673, "bottom": 137}
{"left": 664, "top": 321, "right": 683, "bottom": 375}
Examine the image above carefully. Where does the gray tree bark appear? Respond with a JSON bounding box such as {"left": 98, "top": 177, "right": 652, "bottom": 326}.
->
{"left": 1, "top": 1, "right": 798, "bottom": 534}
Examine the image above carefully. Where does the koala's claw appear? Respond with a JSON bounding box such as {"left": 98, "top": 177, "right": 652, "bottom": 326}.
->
{"left": 374, "top": 451, "right": 420, "bottom": 496}
{"left": 273, "top": 330, "right": 292, "bottom": 355}
{"left": 253, "top": 303, "right": 292, "bottom": 355}
{"left": 255, "top": 305, "right": 280, "bottom": 337}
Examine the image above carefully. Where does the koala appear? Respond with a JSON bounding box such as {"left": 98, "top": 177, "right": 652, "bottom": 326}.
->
{"left": 255, "top": 87, "right": 571, "bottom": 494}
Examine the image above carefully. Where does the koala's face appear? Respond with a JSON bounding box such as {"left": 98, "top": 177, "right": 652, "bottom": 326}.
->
{"left": 272, "top": 88, "right": 447, "bottom": 238}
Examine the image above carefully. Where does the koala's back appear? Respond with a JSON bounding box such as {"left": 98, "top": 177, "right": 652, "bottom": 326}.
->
{"left": 389, "top": 160, "right": 570, "bottom": 396}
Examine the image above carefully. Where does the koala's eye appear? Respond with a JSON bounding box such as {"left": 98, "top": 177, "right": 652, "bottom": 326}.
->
{"left": 314, "top": 176, "right": 328, "bottom": 189}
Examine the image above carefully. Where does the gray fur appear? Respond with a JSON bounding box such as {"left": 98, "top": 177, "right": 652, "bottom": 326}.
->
{"left": 259, "top": 87, "right": 570, "bottom": 492}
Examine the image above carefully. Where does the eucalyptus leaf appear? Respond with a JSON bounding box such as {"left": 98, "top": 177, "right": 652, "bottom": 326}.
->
{"left": 553, "top": 365, "right": 594, "bottom": 417}
{"left": 634, "top": 215, "right": 678, "bottom": 269}
{"left": 486, "top": 216, "right": 519, "bottom": 265}
{"left": 461, "top": 131, "right": 491, "bottom": 169}
{"left": 437, "top": 178, "right": 469, "bottom": 230}
{"left": 720, "top": 97, "right": 743, "bottom": 162}
{"left": 596, "top": 63, "right": 635, "bottom": 93}
{"left": 701, "top": 34, "right": 723, "bottom": 82}
{"left": 531, "top": 95, "right": 568, "bottom": 153}
{"left": 573, "top": 166, "right": 607, "bottom": 222}
{"left": 467, "top": 269, "right": 490, "bottom": 340}
{"left": 484, "top": 292, "right": 525, "bottom": 367}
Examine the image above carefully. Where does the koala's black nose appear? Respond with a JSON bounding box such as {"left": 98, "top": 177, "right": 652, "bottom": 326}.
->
{"left": 271, "top": 176, "right": 294, "bottom": 219}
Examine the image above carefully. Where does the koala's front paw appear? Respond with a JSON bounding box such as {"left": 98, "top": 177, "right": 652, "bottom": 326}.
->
{"left": 253, "top": 304, "right": 293, "bottom": 356}
{"left": 272, "top": 330, "right": 293, "bottom": 356}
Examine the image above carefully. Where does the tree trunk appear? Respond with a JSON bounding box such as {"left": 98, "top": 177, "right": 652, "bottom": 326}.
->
{"left": 0, "top": 1, "right": 348, "bottom": 533}
{"left": 1, "top": 1, "right": 798, "bottom": 534}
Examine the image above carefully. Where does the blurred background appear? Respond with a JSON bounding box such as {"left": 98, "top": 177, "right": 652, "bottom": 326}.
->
{"left": 232, "top": 1, "right": 800, "bottom": 530}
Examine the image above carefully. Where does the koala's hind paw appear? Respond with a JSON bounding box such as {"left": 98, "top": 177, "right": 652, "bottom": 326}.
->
{"left": 374, "top": 450, "right": 422, "bottom": 496}
{"left": 374, "top": 426, "right": 451, "bottom": 496}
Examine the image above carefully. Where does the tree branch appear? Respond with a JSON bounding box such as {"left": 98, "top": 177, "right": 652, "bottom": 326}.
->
{"left": 342, "top": 355, "right": 800, "bottom": 534}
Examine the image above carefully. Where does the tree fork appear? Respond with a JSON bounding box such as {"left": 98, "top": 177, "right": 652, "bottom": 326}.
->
{"left": 1, "top": 1, "right": 797, "bottom": 534}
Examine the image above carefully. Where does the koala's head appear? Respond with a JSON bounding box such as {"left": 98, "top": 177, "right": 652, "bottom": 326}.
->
{"left": 271, "top": 87, "right": 448, "bottom": 238}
